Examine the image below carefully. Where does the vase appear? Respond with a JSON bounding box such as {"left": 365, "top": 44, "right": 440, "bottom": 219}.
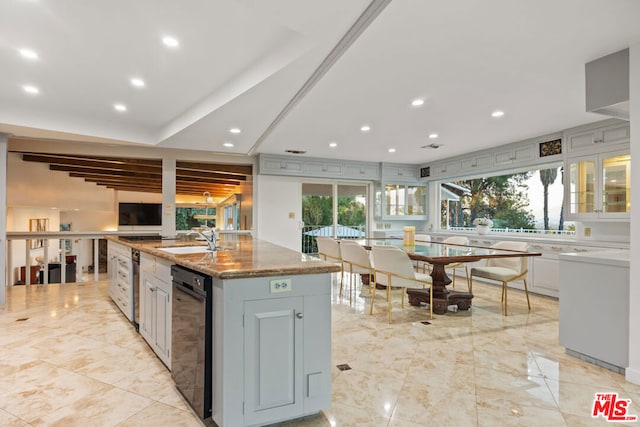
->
{"left": 476, "top": 225, "right": 490, "bottom": 235}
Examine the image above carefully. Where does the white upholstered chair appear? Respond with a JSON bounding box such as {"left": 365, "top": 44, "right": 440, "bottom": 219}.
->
{"left": 413, "top": 234, "right": 432, "bottom": 273}
{"left": 470, "top": 241, "right": 530, "bottom": 315}
{"left": 442, "top": 236, "right": 470, "bottom": 291}
{"left": 316, "top": 236, "right": 343, "bottom": 284}
{"left": 339, "top": 240, "right": 374, "bottom": 304}
{"left": 370, "top": 245, "right": 433, "bottom": 323}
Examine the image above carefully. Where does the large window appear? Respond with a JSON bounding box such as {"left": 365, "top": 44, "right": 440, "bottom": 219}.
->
{"left": 175, "top": 207, "right": 216, "bottom": 230}
{"left": 440, "top": 164, "right": 574, "bottom": 235}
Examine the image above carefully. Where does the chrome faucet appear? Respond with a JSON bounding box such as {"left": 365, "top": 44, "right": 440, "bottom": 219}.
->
{"left": 188, "top": 226, "right": 219, "bottom": 251}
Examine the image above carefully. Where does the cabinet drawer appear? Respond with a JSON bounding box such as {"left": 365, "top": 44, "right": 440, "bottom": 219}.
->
{"left": 306, "top": 161, "right": 343, "bottom": 177}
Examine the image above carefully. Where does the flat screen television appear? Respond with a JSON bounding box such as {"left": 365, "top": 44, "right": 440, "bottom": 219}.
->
{"left": 118, "top": 203, "right": 162, "bottom": 226}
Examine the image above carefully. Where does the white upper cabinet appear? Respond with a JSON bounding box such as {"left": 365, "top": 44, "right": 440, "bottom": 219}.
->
{"left": 493, "top": 144, "right": 536, "bottom": 167}
{"left": 381, "top": 163, "right": 418, "bottom": 182}
{"left": 566, "top": 149, "right": 631, "bottom": 221}
{"left": 566, "top": 122, "right": 630, "bottom": 154}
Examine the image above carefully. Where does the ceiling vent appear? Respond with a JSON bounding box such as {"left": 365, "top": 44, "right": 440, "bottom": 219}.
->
{"left": 421, "top": 143, "right": 442, "bottom": 149}
{"left": 586, "top": 48, "right": 629, "bottom": 120}
{"left": 285, "top": 149, "right": 307, "bottom": 155}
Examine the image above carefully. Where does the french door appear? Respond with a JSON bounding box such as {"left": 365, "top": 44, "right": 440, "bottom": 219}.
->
{"left": 301, "top": 182, "right": 369, "bottom": 254}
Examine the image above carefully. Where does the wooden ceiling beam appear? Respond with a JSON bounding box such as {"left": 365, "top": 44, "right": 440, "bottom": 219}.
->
{"left": 28, "top": 155, "right": 161, "bottom": 173}
{"left": 21, "top": 152, "right": 162, "bottom": 167}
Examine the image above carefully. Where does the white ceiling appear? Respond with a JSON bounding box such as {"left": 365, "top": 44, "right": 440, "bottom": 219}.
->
{"left": 1, "top": 0, "right": 639, "bottom": 164}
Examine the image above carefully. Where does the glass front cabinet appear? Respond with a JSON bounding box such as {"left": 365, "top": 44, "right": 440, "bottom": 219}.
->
{"left": 376, "top": 183, "right": 428, "bottom": 220}
{"left": 566, "top": 149, "right": 630, "bottom": 220}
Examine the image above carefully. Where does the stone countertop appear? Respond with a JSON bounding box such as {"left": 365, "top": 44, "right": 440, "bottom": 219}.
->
{"left": 108, "top": 234, "right": 341, "bottom": 279}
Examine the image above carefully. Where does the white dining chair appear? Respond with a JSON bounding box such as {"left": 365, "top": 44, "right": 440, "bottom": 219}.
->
{"left": 316, "top": 236, "right": 343, "bottom": 284}
{"left": 413, "top": 234, "right": 432, "bottom": 273}
{"left": 339, "top": 240, "right": 374, "bottom": 304}
{"left": 370, "top": 245, "right": 433, "bottom": 323}
{"left": 442, "top": 236, "right": 471, "bottom": 291}
{"left": 470, "top": 241, "right": 530, "bottom": 315}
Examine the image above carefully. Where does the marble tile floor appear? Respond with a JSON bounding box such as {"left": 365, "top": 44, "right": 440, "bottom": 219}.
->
{"left": 1, "top": 277, "right": 639, "bottom": 426}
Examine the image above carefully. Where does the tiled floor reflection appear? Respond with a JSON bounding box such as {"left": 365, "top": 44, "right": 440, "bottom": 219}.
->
{"left": 2, "top": 275, "right": 640, "bottom": 426}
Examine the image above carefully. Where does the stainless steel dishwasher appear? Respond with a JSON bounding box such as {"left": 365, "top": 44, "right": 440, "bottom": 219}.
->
{"left": 170, "top": 264, "right": 213, "bottom": 420}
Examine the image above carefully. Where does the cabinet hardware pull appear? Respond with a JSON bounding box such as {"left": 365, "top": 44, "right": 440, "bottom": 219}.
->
{"left": 296, "top": 312, "right": 304, "bottom": 319}
{"left": 150, "top": 287, "right": 156, "bottom": 292}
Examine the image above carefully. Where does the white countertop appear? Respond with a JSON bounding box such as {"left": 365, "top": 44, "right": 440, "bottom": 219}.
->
{"left": 558, "top": 250, "right": 629, "bottom": 268}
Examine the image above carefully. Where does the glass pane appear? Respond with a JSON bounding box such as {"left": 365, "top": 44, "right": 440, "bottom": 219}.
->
{"left": 385, "top": 184, "right": 404, "bottom": 216}
{"left": 301, "top": 183, "right": 333, "bottom": 254}
{"left": 570, "top": 160, "right": 595, "bottom": 214}
{"left": 337, "top": 184, "right": 367, "bottom": 239}
{"left": 406, "top": 185, "right": 426, "bottom": 215}
{"left": 602, "top": 154, "right": 631, "bottom": 213}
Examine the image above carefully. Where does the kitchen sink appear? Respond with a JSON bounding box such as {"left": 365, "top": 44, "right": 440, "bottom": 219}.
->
{"left": 158, "top": 246, "right": 226, "bottom": 255}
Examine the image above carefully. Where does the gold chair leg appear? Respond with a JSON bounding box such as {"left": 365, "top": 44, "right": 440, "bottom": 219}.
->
{"left": 369, "top": 276, "right": 376, "bottom": 315}
{"left": 502, "top": 281, "right": 508, "bottom": 316}
{"left": 451, "top": 268, "right": 456, "bottom": 288}
{"left": 387, "top": 273, "right": 392, "bottom": 324}
{"left": 465, "top": 266, "right": 471, "bottom": 292}
{"left": 523, "top": 279, "right": 531, "bottom": 311}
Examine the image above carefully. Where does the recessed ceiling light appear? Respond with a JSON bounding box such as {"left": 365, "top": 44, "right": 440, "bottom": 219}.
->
{"left": 130, "top": 78, "right": 145, "bottom": 88}
{"left": 23, "top": 85, "right": 39, "bottom": 95}
{"left": 223, "top": 142, "right": 234, "bottom": 148}
{"left": 329, "top": 142, "right": 338, "bottom": 148}
{"left": 113, "top": 103, "right": 127, "bottom": 112}
{"left": 19, "top": 48, "right": 38, "bottom": 60}
{"left": 360, "top": 125, "right": 371, "bottom": 132}
{"left": 411, "top": 98, "right": 424, "bottom": 107}
{"left": 491, "top": 110, "right": 505, "bottom": 118}
{"left": 428, "top": 133, "right": 439, "bottom": 139}
{"left": 229, "top": 128, "right": 241, "bottom": 134}
{"left": 162, "top": 36, "right": 179, "bottom": 48}
{"left": 388, "top": 148, "right": 396, "bottom": 153}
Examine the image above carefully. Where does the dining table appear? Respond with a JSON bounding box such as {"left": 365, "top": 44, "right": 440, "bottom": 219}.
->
{"left": 353, "top": 238, "right": 541, "bottom": 315}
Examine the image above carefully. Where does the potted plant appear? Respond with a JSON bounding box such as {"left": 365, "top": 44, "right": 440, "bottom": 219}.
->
{"left": 472, "top": 217, "right": 494, "bottom": 235}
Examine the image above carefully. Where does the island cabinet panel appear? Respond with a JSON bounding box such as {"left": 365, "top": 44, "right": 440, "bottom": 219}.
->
{"left": 139, "top": 252, "right": 172, "bottom": 368}
{"left": 212, "top": 273, "right": 332, "bottom": 427}
{"left": 244, "top": 297, "right": 303, "bottom": 426}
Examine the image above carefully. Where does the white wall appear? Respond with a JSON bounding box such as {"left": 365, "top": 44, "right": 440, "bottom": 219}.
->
{"left": 255, "top": 175, "right": 301, "bottom": 251}
{"left": 0, "top": 136, "right": 7, "bottom": 303}
{"left": 626, "top": 42, "right": 640, "bottom": 385}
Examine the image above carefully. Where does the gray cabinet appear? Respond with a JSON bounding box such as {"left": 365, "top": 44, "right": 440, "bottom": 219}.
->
{"left": 305, "top": 160, "right": 343, "bottom": 177}
{"left": 460, "top": 154, "right": 492, "bottom": 173}
{"left": 244, "top": 297, "right": 304, "bottom": 426}
{"left": 140, "top": 253, "right": 172, "bottom": 368}
{"left": 259, "top": 154, "right": 380, "bottom": 180}
{"left": 212, "top": 273, "right": 331, "bottom": 427}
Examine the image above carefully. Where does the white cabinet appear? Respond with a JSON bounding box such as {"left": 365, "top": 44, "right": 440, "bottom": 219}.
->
{"left": 566, "top": 122, "right": 629, "bottom": 154}
{"left": 140, "top": 252, "right": 172, "bottom": 368}
{"left": 260, "top": 156, "right": 304, "bottom": 176}
{"left": 381, "top": 163, "right": 418, "bottom": 181}
{"left": 343, "top": 161, "right": 380, "bottom": 180}
{"left": 107, "top": 241, "right": 133, "bottom": 322}
{"left": 459, "top": 154, "right": 492, "bottom": 173}
{"left": 566, "top": 149, "right": 630, "bottom": 221}
{"left": 494, "top": 144, "right": 535, "bottom": 168}
{"left": 212, "top": 273, "right": 331, "bottom": 427}
{"left": 305, "top": 160, "right": 343, "bottom": 177}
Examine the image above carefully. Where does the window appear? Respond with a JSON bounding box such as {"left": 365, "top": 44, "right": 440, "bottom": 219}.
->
{"left": 175, "top": 207, "right": 215, "bottom": 230}
{"left": 440, "top": 164, "right": 574, "bottom": 235}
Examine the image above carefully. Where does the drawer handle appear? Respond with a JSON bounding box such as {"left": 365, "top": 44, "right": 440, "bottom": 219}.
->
{"left": 296, "top": 312, "right": 304, "bottom": 319}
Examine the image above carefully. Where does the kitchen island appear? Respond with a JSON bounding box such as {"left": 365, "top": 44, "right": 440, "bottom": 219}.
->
{"left": 559, "top": 249, "right": 630, "bottom": 373}
{"left": 109, "top": 234, "right": 340, "bottom": 427}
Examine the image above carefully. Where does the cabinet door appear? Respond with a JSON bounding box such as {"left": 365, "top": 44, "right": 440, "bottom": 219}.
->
{"left": 568, "top": 155, "right": 597, "bottom": 219}
{"left": 154, "top": 285, "right": 171, "bottom": 361}
{"left": 140, "top": 276, "right": 155, "bottom": 343}
{"left": 600, "top": 152, "right": 631, "bottom": 216}
{"left": 244, "top": 297, "right": 303, "bottom": 426}
{"left": 532, "top": 257, "right": 560, "bottom": 297}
